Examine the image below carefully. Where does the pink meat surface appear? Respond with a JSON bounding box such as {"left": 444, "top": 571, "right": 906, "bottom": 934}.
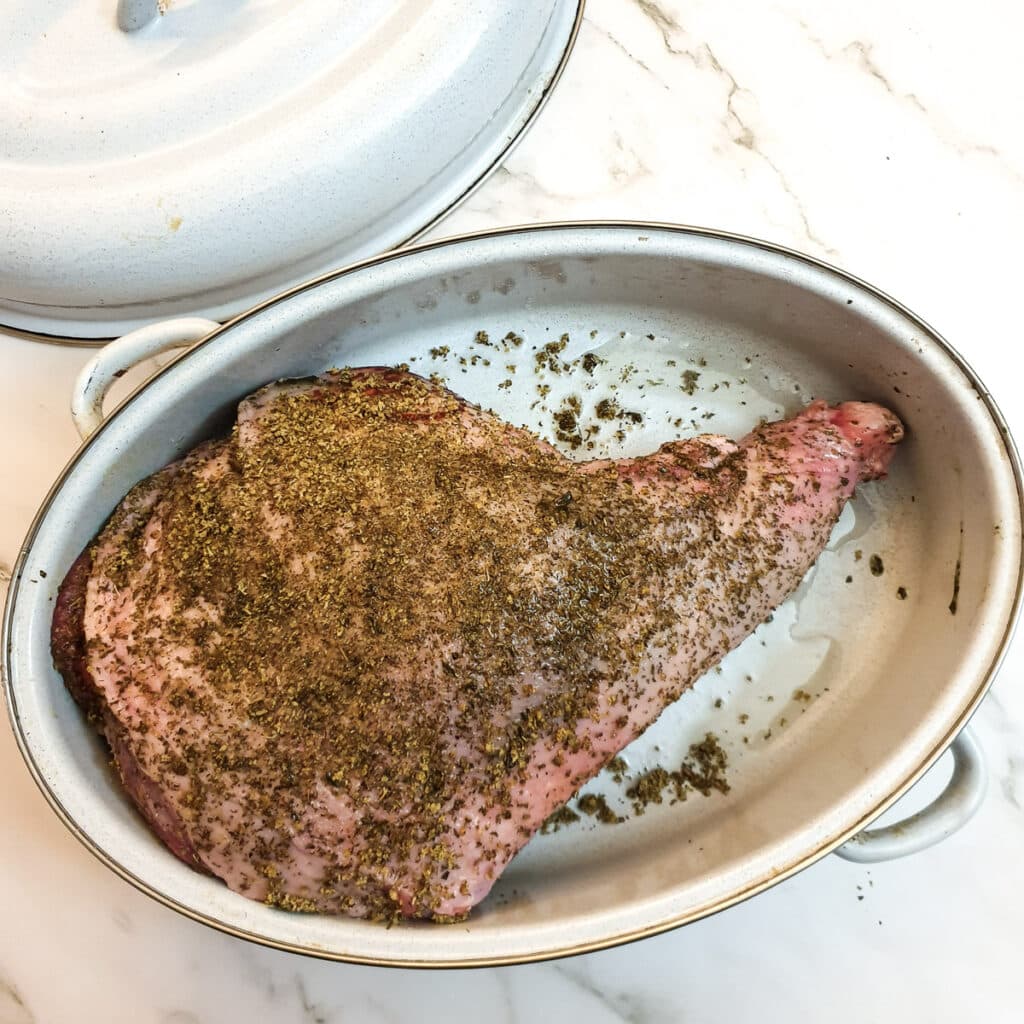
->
{"left": 52, "top": 368, "right": 903, "bottom": 921}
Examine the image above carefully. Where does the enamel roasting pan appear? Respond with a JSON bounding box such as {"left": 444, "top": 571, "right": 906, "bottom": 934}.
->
{"left": 3, "top": 224, "right": 1021, "bottom": 966}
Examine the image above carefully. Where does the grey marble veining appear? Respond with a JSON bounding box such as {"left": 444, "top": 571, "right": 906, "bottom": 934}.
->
{"left": 797, "top": 21, "right": 1024, "bottom": 186}
{"left": 0, "top": 975, "right": 34, "bottom": 1024}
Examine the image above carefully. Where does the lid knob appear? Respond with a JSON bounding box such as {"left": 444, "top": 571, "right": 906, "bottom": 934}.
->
{"left": 117, "top": 0, "right": 164, "bottom": 32}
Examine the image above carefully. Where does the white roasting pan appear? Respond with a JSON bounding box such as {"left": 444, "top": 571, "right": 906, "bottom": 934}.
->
{"left": 3, "top": 224, "right": 1021, "bottom": 966}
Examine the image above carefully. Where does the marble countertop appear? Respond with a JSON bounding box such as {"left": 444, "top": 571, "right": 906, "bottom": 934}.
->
{"left": 3, "top": 1, "right": 1023, "bottom": 1020}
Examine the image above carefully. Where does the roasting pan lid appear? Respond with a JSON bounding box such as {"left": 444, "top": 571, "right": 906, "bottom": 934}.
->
{"left": 0, "top": 0, "right": 582, "bottom": 342}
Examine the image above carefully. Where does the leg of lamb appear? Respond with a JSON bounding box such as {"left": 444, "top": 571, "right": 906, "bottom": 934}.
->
{"left": 52, "top": 367, "right": 903, "bottom": 921}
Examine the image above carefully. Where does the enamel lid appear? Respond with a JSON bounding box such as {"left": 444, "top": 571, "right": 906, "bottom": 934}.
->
{"left": 0, "top": 0, "right": 581, "bottom": 339}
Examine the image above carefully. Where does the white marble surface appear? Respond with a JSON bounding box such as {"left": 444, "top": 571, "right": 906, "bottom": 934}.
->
{"left": 2, "top": 0, "right": 1024, "bottom": 1020}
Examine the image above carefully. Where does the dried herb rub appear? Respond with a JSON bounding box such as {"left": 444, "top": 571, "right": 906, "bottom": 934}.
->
{"left": 51, "top": 367, "right": 904, "bottom": 922}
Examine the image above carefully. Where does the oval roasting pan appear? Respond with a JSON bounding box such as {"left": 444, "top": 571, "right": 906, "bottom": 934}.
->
{"left": 3, "top": 224, "right": 1021, "bottom": 966}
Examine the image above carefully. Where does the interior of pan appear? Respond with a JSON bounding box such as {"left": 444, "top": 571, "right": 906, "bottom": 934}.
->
{"left": 5, "top": 225, "right": 1021, "bottom": 965}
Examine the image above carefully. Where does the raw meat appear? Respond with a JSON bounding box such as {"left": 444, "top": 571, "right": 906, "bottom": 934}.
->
{"left": 51, "top": 367, "right": 903, "bottom": 921}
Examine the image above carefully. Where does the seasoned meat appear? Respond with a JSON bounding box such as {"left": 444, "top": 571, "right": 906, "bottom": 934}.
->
{"left": 52, "top": 368, "right": 903, "bottom": 921}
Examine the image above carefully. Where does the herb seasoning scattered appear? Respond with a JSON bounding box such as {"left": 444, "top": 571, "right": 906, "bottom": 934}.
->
{"left": 576, "top": 793, "right": 623, "bottom": 825}
{"left": 681, "top": 370, "right": 701, "bottom": 395}
{"left": 625, "top": 734, "right": 730, "bottom": 813}
{"left": 540, "top": 805, "right": 581, "bottom": 834}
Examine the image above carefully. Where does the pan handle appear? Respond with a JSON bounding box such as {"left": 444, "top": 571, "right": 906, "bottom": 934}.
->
{"left": 71, "top": 317, "right": 220, "bottom": 441}
{"left": 835, "top": 728, "right": 986, "bottom": 862}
